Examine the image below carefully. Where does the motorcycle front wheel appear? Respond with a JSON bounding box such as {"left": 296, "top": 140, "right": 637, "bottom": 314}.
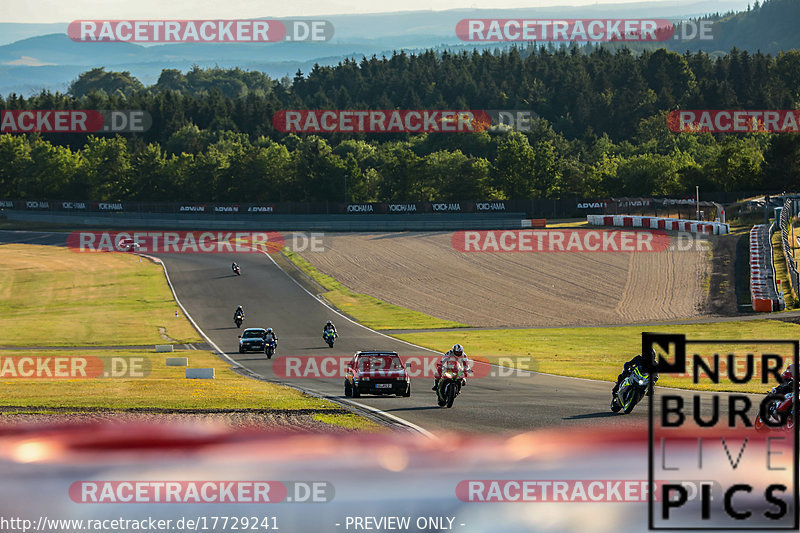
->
{"left": 446, "top": 384, "right": 456, "bottom": 408}
{"left": 610, "top": 397, "right": 622, "bottom": 413}
{"left": 623, "top": 388, "right": 642, "bottom": 414}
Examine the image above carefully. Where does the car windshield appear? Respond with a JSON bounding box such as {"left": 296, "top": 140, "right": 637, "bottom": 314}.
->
{"left": 242, "top": 331, "right": 264, "bottom": 338}
{"left": 358, "top": 355, "right": 402, "bottom": 371}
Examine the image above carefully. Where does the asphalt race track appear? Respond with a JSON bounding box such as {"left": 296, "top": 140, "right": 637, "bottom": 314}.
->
{"left": 0, "top": 230, "right": 750, "bottom": 433}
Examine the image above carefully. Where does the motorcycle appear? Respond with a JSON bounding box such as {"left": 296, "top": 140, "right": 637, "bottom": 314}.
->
{"left": 437, "top": 364, "right": 466, "bottom": 408}
{"left": 323, "top": 330, "right": 336, "bottom": 348}
{"left": 233, "top": 265, "right": 241, "bottom": 276}
{"left": 265, "top": 338, "right": 277, "bottom": 359}
{"left": 610, "top": 366, "right": 650, "bottom": 414}
{"left": 234, "top": 314, "right": 244, "bottom": 328}
{"left": 755, "top": 391, "right": 794, "bottom": 432}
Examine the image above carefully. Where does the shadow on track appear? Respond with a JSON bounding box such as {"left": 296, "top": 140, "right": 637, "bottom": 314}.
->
{"left": 377, "top": 406, "right": 443, "bottom": 413}
{"left": 562, "top": 411, "right": 622, "bottom": 420}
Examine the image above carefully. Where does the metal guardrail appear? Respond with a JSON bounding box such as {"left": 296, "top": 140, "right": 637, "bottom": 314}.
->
{"left": 779, "top": 199, "right": 799, "bottom": 296}
{"left": 750, "top": 224, "right": 781, "bottom": 311}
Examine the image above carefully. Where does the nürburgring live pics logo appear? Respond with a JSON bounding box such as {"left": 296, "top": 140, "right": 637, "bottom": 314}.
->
{"left": 644, "top": 333, "right": 798, "bottom": 530}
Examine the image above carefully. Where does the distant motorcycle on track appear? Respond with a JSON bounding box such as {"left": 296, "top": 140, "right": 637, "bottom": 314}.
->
{"left": 323, "top": 330, "right": 336, "bottom": 348}
{"left": 436, "top": 362, "right": 466, "bottom": 408}
{"left": 265, "top": 338, "right": 277, "bottom": 359}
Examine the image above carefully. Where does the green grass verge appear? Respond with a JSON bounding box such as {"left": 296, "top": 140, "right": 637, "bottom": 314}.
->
{"left": 0, "top": 245, "right": 382, "bottom": 430}
{"left": 0, "top": 244, "right": 202, "bottom": 346}
{"left": 282, "top": 248, "right": 468, "bottom": 330}
{"left": 0, "top": 348, "right": 343, "bottom": 409}
{"left": 395, "top": 319, "right": 800, "bottom": 393}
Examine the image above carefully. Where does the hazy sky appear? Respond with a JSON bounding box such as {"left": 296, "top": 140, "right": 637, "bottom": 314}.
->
{"left": 1, "top": 0, "right": 735, "bottom": 24}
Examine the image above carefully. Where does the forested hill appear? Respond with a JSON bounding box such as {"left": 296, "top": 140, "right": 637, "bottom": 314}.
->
{"left": 676, "top": 0, "right": 800, "bottom": 54}
{"left": 52, "top": 46, "right": 800, "bottom": 143}
{"left": 1, "top": 45, "right": 800, "bottom": 204}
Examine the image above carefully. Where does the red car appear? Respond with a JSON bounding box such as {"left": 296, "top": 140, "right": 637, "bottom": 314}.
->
{"left": 344, "top": 351, "right": 411, "bottom": 398}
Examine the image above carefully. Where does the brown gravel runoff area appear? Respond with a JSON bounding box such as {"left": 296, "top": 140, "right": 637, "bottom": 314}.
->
{"left": 300, "top": 231, "right": 711, "bottom": 328}
{"left": 0, "top": 407, "right": 363, "bottom": 433}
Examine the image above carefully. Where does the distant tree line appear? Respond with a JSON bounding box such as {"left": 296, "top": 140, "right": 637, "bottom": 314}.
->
{"left": 1, "top": 44, "right": 799, "bottom": 202}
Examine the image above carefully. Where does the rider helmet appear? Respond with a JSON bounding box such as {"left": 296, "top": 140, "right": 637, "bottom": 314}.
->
{"left": 452, "top": 344, "right": 464, "bottom": 357}
{"left": 782, "top": 363, "right": 797, "bottom": 382}
{"left": 267, "top": 328, "right": 273, "bottom": 333}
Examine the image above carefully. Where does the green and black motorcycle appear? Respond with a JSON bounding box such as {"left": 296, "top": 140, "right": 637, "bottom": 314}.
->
{"left": 611, "top": 366, "right": 651, "bottom": 414}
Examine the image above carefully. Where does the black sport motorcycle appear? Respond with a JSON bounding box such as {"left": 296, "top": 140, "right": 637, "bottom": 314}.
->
{"left": 610, "top": 366, "right": 650, "bottom": 414}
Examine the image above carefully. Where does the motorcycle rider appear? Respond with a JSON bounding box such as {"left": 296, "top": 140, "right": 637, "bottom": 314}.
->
{"left": 233, "top": 305, "right": 245, "bottom": 322}
{"left": 322, "top": 320, "right": 337, "bottom": 339}
{"left": 231, "top": 261, "right": 240, "bottom": 273}
{"left": 264, "top": 327, "right": 278, "bottom": 345}
{"left": 432, "top": 344, "right": 472, "bottom": 391}
{"left": 612, "top": 349, "right": 659, "bottom": 398}
{"left": 767, "top": 364, "right": 796, "bottom": 418}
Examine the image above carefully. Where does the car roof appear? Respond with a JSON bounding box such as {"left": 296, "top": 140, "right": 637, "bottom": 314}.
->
{"left": 355, "top": 351, "right": 399, "bottom": 357}
{"left": 243, "top": 328, "right": 266, "bottom": 332}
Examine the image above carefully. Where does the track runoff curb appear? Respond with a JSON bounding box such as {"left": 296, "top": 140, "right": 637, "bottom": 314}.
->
{"left": 138, "top": 253, "right": 437, "bottom": 440}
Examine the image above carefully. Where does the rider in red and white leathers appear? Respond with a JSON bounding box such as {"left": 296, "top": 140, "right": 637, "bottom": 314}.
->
{"left": 768, "top": 364, "right": 796, "bottom": 419}
{"left": 432, "top": 344, "right": 472, "bottom": 390}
